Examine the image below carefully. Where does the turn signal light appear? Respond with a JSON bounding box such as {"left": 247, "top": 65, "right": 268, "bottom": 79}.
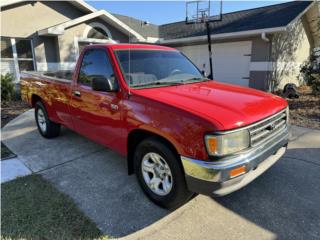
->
{"left": 229, "top": 165, "right": 246, "bottom": 178}
{"left": 207, "top": 137, "right": 218, "bottom": 153}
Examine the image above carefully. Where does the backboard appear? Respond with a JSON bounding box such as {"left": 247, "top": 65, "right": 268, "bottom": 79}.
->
{"left": 186, "top": 0, "right": 222, "bottom": 24}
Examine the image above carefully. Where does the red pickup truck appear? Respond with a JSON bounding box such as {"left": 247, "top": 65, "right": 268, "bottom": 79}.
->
{"left": 21, "top": 44, "right": 289, "bottom": 209}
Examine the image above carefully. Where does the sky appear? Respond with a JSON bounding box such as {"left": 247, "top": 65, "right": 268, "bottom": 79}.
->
{"left": 87, "top": 0, "right": 292, "bottom": 25}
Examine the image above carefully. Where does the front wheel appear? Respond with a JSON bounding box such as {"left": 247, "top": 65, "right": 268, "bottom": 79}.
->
{"left": 35, "top": 101, "right": 60, "bottom": 138}
{"left": 134, "top": 138, "right": 193, "bottom": 209}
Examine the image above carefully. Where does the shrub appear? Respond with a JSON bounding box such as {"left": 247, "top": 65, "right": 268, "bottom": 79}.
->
{"left": 300, "top": 56, "right": 320, "bottom": 94}
{"left": 1, "top": 73, "right": 15, "bottom": 102}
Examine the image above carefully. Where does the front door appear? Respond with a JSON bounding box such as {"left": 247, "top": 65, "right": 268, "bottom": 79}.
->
{"left": 70, "top": 48, "right": 123, "bottom": 151}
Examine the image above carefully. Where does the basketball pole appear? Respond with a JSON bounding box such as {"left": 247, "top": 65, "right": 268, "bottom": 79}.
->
{"left": 206, "top": 21, "right": 213, "bottom": 79}
{"left": 186, "top": 0, "right": 223, "bottom": 79}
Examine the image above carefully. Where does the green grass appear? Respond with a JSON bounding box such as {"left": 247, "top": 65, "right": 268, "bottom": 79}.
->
{"left": 1, "top": 174, "right": 103, "bottom": 240}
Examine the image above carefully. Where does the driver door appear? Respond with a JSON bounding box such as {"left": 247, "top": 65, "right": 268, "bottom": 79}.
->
{"left": 70, "top": 48, "right": 123, "bottom": 151}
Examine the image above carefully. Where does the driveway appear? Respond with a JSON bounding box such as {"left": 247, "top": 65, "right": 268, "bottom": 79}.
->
{"left": 2, "top": 109, "right": 320, "bottom": 239}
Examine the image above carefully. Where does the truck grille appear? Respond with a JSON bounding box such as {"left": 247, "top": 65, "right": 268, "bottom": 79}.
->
{"left": 249, "top": 109, "right": 287, "bottom": 146}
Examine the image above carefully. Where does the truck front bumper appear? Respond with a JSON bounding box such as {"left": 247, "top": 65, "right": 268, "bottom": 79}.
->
{"left": 181, "top": 127, "right": 289, "bottom": 196}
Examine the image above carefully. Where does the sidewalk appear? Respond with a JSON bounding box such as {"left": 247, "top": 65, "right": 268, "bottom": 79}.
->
{"left": 1, "top": 157, "right": 31, "bottom": 183}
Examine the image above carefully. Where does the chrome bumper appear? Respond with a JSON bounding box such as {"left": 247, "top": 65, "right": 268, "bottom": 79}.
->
{"left": 181, "top": 127, "right": 289, "bottom": 196}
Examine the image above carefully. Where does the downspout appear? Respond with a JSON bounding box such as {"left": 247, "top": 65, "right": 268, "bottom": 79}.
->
{"left": 261, "top": 32, "right": 270, "bottom": 42}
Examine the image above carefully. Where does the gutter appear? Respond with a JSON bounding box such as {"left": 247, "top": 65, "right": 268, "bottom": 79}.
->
{"left": 160, "top": 26, "right": 286, "bottom": 45}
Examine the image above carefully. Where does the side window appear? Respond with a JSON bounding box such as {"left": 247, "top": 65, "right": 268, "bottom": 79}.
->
{"left": 78, "top": 49, "right": 116, "bottom": 87}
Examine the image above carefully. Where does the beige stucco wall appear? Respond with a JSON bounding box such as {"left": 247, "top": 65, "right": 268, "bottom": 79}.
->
{"left": 58, "top": 19, "right": 130, "bottom": 63}
{"left": 271, "top": 18, "right": 312, "bottom": 89}
{"left": 305, "top": 2, "right": 320, "bottom": 47}
{"left": 1, "top": 1, "right": 130, "bottom": 70}
{"left": 1, "top": 1, "right": 84, "bottom": 37}
{"left": 1, "top": 1, "right": 85, "bottom": 66}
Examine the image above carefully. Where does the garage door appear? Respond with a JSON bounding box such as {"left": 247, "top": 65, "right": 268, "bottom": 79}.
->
{"left": 176, "top": 41, "right": 252, "bottom": 87}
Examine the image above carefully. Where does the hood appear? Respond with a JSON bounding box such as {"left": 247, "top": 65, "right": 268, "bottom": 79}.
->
{"left": 133, "top": 81, "right": 288, "bottom": 130}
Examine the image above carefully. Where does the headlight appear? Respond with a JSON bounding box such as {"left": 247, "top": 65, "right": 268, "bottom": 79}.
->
{"left": 205, "top": 130, "right": 250, "bottom": 156}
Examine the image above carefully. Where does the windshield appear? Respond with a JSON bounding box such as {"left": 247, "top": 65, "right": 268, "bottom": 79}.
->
{"left": 114, "top": 50, "right": 207, "bottom": 89}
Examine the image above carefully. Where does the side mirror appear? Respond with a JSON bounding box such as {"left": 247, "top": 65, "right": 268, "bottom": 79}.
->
{"left": 201, "top": 70, "right": 207, "bottom": 77}
{"left": 92, "top": 76, "right": 117, "bottom": 92}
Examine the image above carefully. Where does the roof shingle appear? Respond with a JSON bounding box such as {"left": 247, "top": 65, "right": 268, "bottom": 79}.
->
{"left": 112, "top": 1, "right": 313, "bottom": 41}
{"left": 159, "top": 1, "right": 312, "bottom": 40}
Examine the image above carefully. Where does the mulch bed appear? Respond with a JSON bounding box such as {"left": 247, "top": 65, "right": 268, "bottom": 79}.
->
{"left": 277, "top": 86, "right": 320, "bottom": 130}
{"left": 1, "top": 100, "right": 30, "bottom": 127}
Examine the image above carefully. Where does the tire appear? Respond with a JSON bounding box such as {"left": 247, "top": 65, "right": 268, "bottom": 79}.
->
{"left": 35, "top": 101, "right": 60, "bottom": 138}
{"left": 134, "top": 137, "right": 193, "bottom": 209}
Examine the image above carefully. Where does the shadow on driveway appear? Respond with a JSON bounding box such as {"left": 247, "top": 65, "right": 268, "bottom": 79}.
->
{"left": 215, "top": 149, "right": 320, "bottom": 240}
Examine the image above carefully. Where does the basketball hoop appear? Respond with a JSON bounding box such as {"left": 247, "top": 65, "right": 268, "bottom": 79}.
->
{"left": 186, "top": 0, "right": 222, "bottom": 24}
{"left": 186, "top": 0, "right": 223, "bottom": 79}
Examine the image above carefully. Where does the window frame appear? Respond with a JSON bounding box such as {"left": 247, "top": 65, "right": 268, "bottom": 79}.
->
{"left": 77, "top": 47, "right": 116, "bottom": 88}
{"left": 1, "top": 37, "right": 14, "bottom": 59}
{"left": 0, "top": 37, "right": 36, "bottom": 80}
{"left": 113, "top": 49, "right": 204, "bottom": 88}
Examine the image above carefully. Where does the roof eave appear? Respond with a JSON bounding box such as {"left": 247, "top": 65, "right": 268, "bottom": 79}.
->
{"left": 37, "top": 10, "right": 146, "bottom": 41}
{"left": 160, "top": 26, "right": 287, "bottom": 44}
{"left": 0, "top": 0, "right": 96, "bottom": 13}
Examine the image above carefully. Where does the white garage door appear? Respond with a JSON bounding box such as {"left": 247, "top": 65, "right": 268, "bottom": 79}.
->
{"left": 176, "top": 41, "right": 252, "bottom": 87}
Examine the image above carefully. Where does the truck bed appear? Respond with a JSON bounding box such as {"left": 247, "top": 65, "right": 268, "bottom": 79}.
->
{"left": 21, "top": 70, "right": 73, "bottom": 84}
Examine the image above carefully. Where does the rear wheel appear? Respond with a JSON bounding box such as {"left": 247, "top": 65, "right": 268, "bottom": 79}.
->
{"left": 134, "top": 138, "right": 192, "bottom": 209}
{"left": 35, "top": 101, "right": 60, "bottom": 138}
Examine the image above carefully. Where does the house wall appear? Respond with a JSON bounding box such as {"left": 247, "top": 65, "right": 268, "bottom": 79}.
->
{"left": 168, "top": 36, "right": 273, "bottom": 90}
{"left": 57, "top": 18, "right": 129, "bottom": 64}
{"left": 1, "top": 1, "right": 131, "bottom": 73}
{"left": 167, "top": 18, "right": 312, "bottom": 92}
{"left": 1, "top": 1, "right": 86, "bottom": 69}
{"left": 271, "top": 18, "right": 312, "bottom": 89}
{"left": 305, "top": 3, "right": 320, "bottom": 48}
{"left": 248, "top": 37, "right": 272, "bottom": 90}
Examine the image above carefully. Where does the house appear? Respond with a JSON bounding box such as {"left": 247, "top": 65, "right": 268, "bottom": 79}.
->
{"left": 1, "top": 0, "right": 319, "bottom": 91}
{"left": 0, "top": 0, "right": 146, "bottom": 80}
{"left": 115, "top": 1, "right": 320, "bottom": 91}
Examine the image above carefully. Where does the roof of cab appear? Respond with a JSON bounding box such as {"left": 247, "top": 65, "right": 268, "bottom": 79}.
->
{"left": 86, "top": 43, "right": 176, "bottom": 51}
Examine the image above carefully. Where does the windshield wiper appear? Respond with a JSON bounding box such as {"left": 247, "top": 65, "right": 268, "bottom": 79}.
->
{"left": 131, "top": 80, "right": 185, "bottom": 88}
{"left": 131, "top": 77, "right": 210, "bottom": 88}
{"left": 182, "top": 77, "right": 210, "bottom": 83}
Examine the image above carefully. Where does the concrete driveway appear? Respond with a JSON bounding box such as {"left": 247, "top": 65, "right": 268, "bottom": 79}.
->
{"left": 2, "top": 109, "right": 320, "bottom": 240}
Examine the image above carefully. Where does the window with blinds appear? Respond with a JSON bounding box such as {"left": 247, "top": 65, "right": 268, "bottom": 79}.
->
{"left": 1, "top": 37, "right": 13, "bottom": 59}
{"left": 15, "top": 39, "right": 35, "bottom": 71}
{"left": 0, "top": 37, "right": 35, "bottom": 78}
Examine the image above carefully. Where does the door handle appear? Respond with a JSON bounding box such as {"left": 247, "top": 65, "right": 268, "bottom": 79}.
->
{"left": 73, "top": 90, "right": 81, "bottom": 97}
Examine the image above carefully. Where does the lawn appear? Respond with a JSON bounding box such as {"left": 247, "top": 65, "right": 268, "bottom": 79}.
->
{"left": 1, "top": 174, "right": 103, "bottom": 240}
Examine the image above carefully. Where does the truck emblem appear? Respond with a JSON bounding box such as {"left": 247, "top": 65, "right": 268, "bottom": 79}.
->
{"left": 270, "top": 123, "right": 276, "bottom": 130}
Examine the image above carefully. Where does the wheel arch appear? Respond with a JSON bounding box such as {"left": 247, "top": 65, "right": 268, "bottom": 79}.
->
{"left": 127, "top": 129, "right": 182, "bottom": 175}
{"left": 31, "top": 94, "right": 42, "bottom": 107}
{"left": 31, "top": 94, "right": 58, "bottom": 123}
